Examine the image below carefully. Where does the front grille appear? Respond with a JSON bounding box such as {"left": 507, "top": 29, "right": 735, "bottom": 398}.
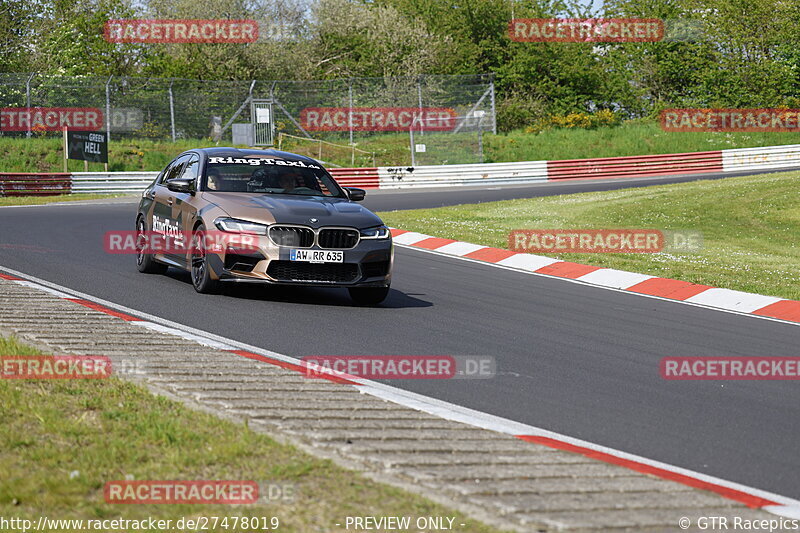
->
{"left": 269, "top": 226, "right": 314, "bottom": 248}
{"left": 318, "top": 228, "right": 359, "bottom": 249}
{"left": 267, "top": 261, "right": 359, "bottom": 283}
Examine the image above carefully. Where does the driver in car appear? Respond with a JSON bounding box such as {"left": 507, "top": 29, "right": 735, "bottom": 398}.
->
{"left": 278, "top": 172, "right": 299, "bottom": 193}
{"left": 207, "top": 168, "right": 224, "bottom": 191}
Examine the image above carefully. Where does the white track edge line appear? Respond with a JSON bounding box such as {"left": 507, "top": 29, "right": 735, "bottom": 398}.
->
{"left": 1, "top": 263, "right": 798, "bottom": 512}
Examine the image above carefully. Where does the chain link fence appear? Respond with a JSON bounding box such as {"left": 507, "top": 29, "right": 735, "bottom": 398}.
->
{"left": 0, "top": 73, "right": 495, "bottom": 165}
{"left": 409, "top": 115, "right": 488, "bottom": 166}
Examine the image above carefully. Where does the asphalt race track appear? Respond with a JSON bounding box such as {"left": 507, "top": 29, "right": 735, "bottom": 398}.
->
{"left": 2, "top": 174, "right": 800, "bottom": 503}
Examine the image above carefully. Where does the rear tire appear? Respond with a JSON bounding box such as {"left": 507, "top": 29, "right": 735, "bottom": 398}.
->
{"left": 136, "top": 218, "right": 168, "bottom": 274}
{"left": 348, "top": 286, "right": 390, "bottom": 305}
{"left": 191, "top": 225, "right": 221, "bottom": 294}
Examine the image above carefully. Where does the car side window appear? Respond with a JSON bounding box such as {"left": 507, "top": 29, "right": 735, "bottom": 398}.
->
{"left": 155, "top": 164, "right": 172, "bottom": 185}
{"left": 180, "top": 155, "right": 200, "bottom": 183}
{"left": 160, "top": 155, "right": 189, "bottom": 185}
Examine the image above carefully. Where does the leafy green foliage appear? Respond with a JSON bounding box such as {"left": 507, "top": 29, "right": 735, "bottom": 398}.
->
{"left": 3, "top": 0, "right": 798, "bottom": 130}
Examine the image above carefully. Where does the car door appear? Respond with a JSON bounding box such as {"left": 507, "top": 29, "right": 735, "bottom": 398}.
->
{"left": 169, "top": 154, "right": 202, "bottom": 268}
{"left": 152, "top": 154, "right": 190, "bottom": 266}
{"left": 139, "top": 162, "right": 169, "bottom": 227}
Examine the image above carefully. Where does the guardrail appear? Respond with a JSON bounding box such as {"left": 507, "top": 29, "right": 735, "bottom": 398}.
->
{"left": 378, "top": 161, "right": 548, "bottom": 188}
{"left": 328, "top": 168, "right": 379, "bottom": 189}
{"left": 71, "top": 172, "right": 157, "bottom": 194}
{"left": 0, "top": 173, "right": 71, "bottom": 196}
{"left": 722, "top": 144, "right": 800, "bottom": 172}
{"left": 547, "top": 151, "right": 723, "bottom": 181}
{"left": 70, "top": 169, "right": 383, "bottom": 194}
{"left": 14, "top": 142, "right": 800, "bottom": 195}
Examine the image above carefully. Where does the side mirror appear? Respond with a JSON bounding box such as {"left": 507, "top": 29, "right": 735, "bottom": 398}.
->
{"left": 345, "top": 187, "right": 366, "bottom": 201}
{"left": 166, "top": 178, "right": 195, "bottom": 194}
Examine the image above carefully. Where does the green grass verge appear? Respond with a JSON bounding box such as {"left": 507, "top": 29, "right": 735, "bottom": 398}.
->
{"left": 483, "top": 121, "right": 800, "bottom": 163}
{"left": 379, "top": 171, "right": 800, "bottom": 301}
{"left": 0, "top": 336, "right": 502, "bottom": 532}
{"left": 0, "top": 194, "right": 126, "bottom": 207}
{"left": 3, "top": 120, "right": 799, "bottom": 171}
{"left": 0, "top": 137, "right": 231, "bottom": 173}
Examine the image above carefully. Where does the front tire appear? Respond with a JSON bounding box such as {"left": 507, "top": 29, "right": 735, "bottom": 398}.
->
{"left": 136, "top": 218, "right": 168, "bottom": 274}
{"left": 348, "top": 286, "right": 390, "bottom": 305}
{"left": 191, "top": 225, "right": 221, "bottom": 294}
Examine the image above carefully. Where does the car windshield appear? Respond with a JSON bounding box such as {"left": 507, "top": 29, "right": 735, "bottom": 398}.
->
{"left": 203, "top": 157, "right": 345, "bottom": 197}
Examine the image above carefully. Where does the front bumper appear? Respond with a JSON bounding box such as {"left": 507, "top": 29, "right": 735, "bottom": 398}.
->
{"left": 206, "top": 233, "right": 393, "bottom": 288}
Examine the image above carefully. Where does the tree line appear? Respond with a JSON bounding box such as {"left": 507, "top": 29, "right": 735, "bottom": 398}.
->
{"left": 1, "top": 0, "right": 798, "bottom": 131}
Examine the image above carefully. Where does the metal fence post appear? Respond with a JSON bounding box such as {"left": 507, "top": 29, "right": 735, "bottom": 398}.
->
{"left": 251, "top": 80, "right": 257, "bottom": 145}
{"left": 417, "top": 77, "right": 424, "bottom": 136}
{"left": 348, "top": 79, "right": 354, "bottom": 146}
{"left": 489, "top": 74, "right": 497, "bottom": 135}
{"left": 409, "top": 125, "right": 416, "bottom": 166}
{"left": 25, "top": 73, "right": 35, "bottom": 138}
{"left": 168, "top": 80, "right": 176, "bottom": 142}
{"left": 105, "top": 76, "right": 112, "bottom": 142}
{"left": 478, "top": 115, "right": 484, "bottom": 163}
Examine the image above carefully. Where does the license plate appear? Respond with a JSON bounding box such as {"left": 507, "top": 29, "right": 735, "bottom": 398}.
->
{"left": 290, "top": 249, "right": 343, "bottom": 263}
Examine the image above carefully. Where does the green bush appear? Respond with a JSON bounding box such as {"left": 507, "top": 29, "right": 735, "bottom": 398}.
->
{"left": 525, "top": 109, "right": 622, "bottom": 134}
{"left": 496, "top": 95, "right": 546, "bottom": 133}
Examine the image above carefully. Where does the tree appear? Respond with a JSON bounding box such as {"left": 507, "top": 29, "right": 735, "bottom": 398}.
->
{"left": 32, "top": 0, "right": 157, "bottom": 77}
{"left": 0, "top": 0, "right": 37, "bottom": 72}
{"left": 309, "top": 0, "right": 451, "bottom": 78}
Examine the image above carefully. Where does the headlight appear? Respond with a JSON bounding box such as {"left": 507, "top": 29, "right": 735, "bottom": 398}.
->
{"left": 214, "top": 217, "right": 268, "bottom": 235}
{"left": 360, "top": 225, "right": 390, "bottom": 239}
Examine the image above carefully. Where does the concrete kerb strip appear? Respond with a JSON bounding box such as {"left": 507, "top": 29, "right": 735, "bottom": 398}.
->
{"left": 0, "top": 281, "right": 523, "bottom": 532}
{"left": 0, "top": 268, "right": 797, "bottom": 531}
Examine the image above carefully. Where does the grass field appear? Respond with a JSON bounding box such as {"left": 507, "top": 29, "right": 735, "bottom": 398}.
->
{"left": 0, "top": 336, "right": 500, "bottom": 532}
{"left": 379, "top": 171, "right": 800, "bottom": 301}
{"left": 482, "top": 122, "right": 800, "bottom": 163}
{"left": 2, "top": 121, "right": 799, "bottom": 171}
{"left": 0, "top": 138, "right": 229, "bottom": 173}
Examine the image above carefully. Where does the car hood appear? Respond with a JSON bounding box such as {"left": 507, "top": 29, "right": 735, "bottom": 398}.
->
{"left": 200, "top": 192, "right": 383, "bottom": 229}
